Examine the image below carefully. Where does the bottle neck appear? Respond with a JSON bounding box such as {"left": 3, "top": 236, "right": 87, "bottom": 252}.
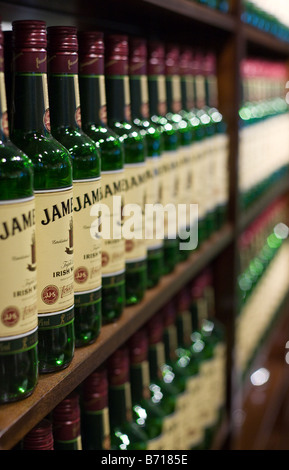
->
{"left": 129, "top": 74, "right": 149, "bottom": 120}
{"left": 205, "top": 73, "right": 218, "bottom": 109}
{"left": 108, "top": 380, "right": 133, "bottom": 428}
{"left": 11, "top": 48, "right": 50, "bottom": 136}
{"left": 79, "top": 74, "right": 106, "bottom": 127}
{"left": 105, "top": 74, "right": 131, "bottom": 125}
{"left": 148, "top": 341, "right": 166, "bottom": 381}
{"left": 181, "top": 75, "right": 195, "bottom": 112}
{"left": 166, "top": 74, "right": 182, "bottom": 114}
{"left": 48, "top": 74, "right": 80, "bottom": 129}
{"left": 11, "top": 73, "right": 50, "bottom": 136}
{"left": 148, "top": 74, "right": 167, "bottom": 117}
{"left": 130, "top": 360, "right": 150, "bottom": 403}
{"left": 0, "top": 70, "right": 9, "bottom": 143}
{"left": 163, "top": 322, "right": 178, "bottom": 362}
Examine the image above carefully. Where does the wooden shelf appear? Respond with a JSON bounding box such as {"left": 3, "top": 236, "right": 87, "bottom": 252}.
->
{"left": 239, "top": 173, "right": 289, "bottom": 232}
{"left": 141, "top": 0, "right": 237, "bottom": 31}
{"left": 244, "top": 23, "right": 289, "bottom": 57}
{"left": 232, "top": 292, "right": 289, "bottom": 450}
{"left": 0, "top": 224, "right": 233, "bottom": 451}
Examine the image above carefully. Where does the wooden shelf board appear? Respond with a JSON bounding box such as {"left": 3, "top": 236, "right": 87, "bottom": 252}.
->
{"left": 0, "top": 223, "right": 233, "bottom": 450}
{"left": 141, "top": 0, "right": 237, "bottom": 31}
{"left": 244, "top": 23, "right": 289, "bottom": 56}
{"left": 239, "top": 174, "right": 289, "bottom": 232}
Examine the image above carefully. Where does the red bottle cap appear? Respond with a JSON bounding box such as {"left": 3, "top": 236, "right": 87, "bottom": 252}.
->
{"left": 128, "top": 327, "right": 148, "bottom": 364}
{"left": 147, "top": 40, "right": 165, "bottom": 75}
{"left": 165, "top": 43, "right": 180, "bottom": 76}
{"left": 179, "top": 47, "right": 193, "bottom": 76}
{"left": 78, "top": 30, "right": 104, "bottom": 74}
{"left": 47, "top": 26, "right": 78, "bottom": 73}
{"left": 82, "top": 365, "right": 108, "bottom": 412}
{"left": 12, "top": 20, "right": 47, "bottom": 73}
{"left": 147, "top": 311, "right": 164, "bottom": 344}
{"left": 129, "top": 37, "right": 147, "bottom": 75}
{"left": 162, "top": 300, "right": 176, "bottom": 327}
{"left": 23, "top": 419, "right": 54, "bottom": 450}
{"left": 107, "top": 345, "right": 130, "bottom": 386}
{"left": 176, "top": 286, "right": 191, "bottom": 312}
{"left": 105, "top": 34, "right": 128, "bottom": 75}
{"left": 52, "top": 391, "right": 81, "bottom": 442}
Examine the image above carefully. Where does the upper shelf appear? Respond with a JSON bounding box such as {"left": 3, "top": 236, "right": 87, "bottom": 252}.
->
{"left": 244, "top": 23, "right": 289, "bottom": 57}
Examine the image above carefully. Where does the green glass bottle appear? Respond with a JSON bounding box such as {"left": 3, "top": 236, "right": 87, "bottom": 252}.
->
{"left": 81, "top": 365, "right": 111, "bottom": 450}
{"left": 0, "top": 23, "right": 38, "bottom": 403}
{"left": 189, "top": 270, "right": 226, "bottom": 449}
{"left": 107, "top": 345, "right": 148, "bottom": 450}
{"left": 128, "top": 37, "right": 164, "bottom": 288}
{"left": 175, "top": 286, "right": 205, "bottom": 450}
{"left": 203, "top": 52, "right": 228, "bottom": 230}
{"left": 10, "top": 20, "right": 75, "bottom": 373}
{"left": 128, "top": 327, "right": 166, "bottom": 449}
{"left": 77, "top": 31, "right": 125, "bottom": 324}
{"left": 147, "top": 41, "right": 179, "bottom": 274}
{"left": 164, "top": 44, "right": 195, "bottom": 261}
{"left": 105, "top": 35, "right": 147, "bottom": 305}
{"left": 52, "top": 391, "right": 82, "bottom": 450}
{"left": 46, "top": 26, "right": 101, "bottom": 346}
{"left": 146, "top": 312, "right": 182, "bottom": 450}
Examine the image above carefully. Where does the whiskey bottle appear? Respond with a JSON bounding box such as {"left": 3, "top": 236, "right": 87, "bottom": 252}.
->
{"left": 128, "top": 327, "right": 165, "bottom": 448}
{"left": 128, "top": 37, "right": 163, "bottom": 288}
{"left": 47, "top": 26, "right": 101, "bottom": 346}
{"left": 52, "top": 391, "right": 82, "bottom": 450}
{"left": 81, "top": 365, "right": 111, "bottom": 450}
{"left": 78, "top": 30, "right": 125, "bottom": 324}
{"left": 0, "top": 22, "right": 38, "bottom": 403}
{"left": 147, "top": 40, "right": 179, "bottom": 274}
{"left": 10, "top": 20, "right": 75, "bottom": 373}
{"left": 22, "top": 419, "right": 54, "bottom": 450}
{"left": 175, "top": 286, "right": 205, "bottom": 449}
{"left": 189, "top": 271, "right": 226, "bottom": 449}
{"left": 164, "top": 44, "right": 195, "bottom": 260}
{"left": 107, "top": 345, "right": 148, "bottom": 449}
{"left": 105, "top": 34, "right": 147, "bottom": 305}
{"left": 146, "top": 312, "right": 181, "bottom": 449}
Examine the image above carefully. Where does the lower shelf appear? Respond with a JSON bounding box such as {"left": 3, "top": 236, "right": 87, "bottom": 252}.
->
{"left": 0, "top": 223, "right": 233, "bottom": 450}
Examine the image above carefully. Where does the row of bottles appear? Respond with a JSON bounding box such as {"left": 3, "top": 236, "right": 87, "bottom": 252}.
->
{"left": 15, "top": 268, "right": 226, "bottom": 451}
{"left": 239, "top": 58, "right": 289, "bottom": 210}
{"left": 0, "top": 19, "right": 229, "bottom": 404}
{"left": 237, "top": 196, "right": 289, "bottom": 375}
{"left": 242, "top": 0, "right": 289, "bottom": 42}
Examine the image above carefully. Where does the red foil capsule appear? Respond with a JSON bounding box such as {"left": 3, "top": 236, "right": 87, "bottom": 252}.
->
{"left": 105, "top": 34, "right": 128, "bottom": 76}
{"left": 12, "top": 20, "right": 47, "bottom": 73}
{"left": 52, "top": 391, "right": 81, "bottom": 443}
{"left": 129, "top": 37, "right": 147, "bottom": 75}
{"left": 147, "top": 40, "right": 165, "bottom": 76}
{"left": 23, "top": 419, "right": 54, "bottom": 450}
{"left": 128, "top": 327, "right": 149, "bottom": 365}
{"left": 162, "top": 299, "right": 177, "bottom": 327}
{"left": 165, "top": 43, "right": 180, "bottom": 76}
{"left": 78, "top": 30, "right": 104, "bottom": 75}
{"left": 146, "top": 311, "right": 164, "bottom": 344}
{"left": 82, "top": 365, "right": 109, "bottom": 412}
{"left": 47, "top": 26, "right": 78, "bottom": 74}
{"left": 107, "top": 345, "right": 130, "bottom": 386}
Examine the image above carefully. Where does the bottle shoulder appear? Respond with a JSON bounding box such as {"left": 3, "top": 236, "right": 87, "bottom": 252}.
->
{"left": 51, "top": 126, "right": 99, "bottom": 155}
